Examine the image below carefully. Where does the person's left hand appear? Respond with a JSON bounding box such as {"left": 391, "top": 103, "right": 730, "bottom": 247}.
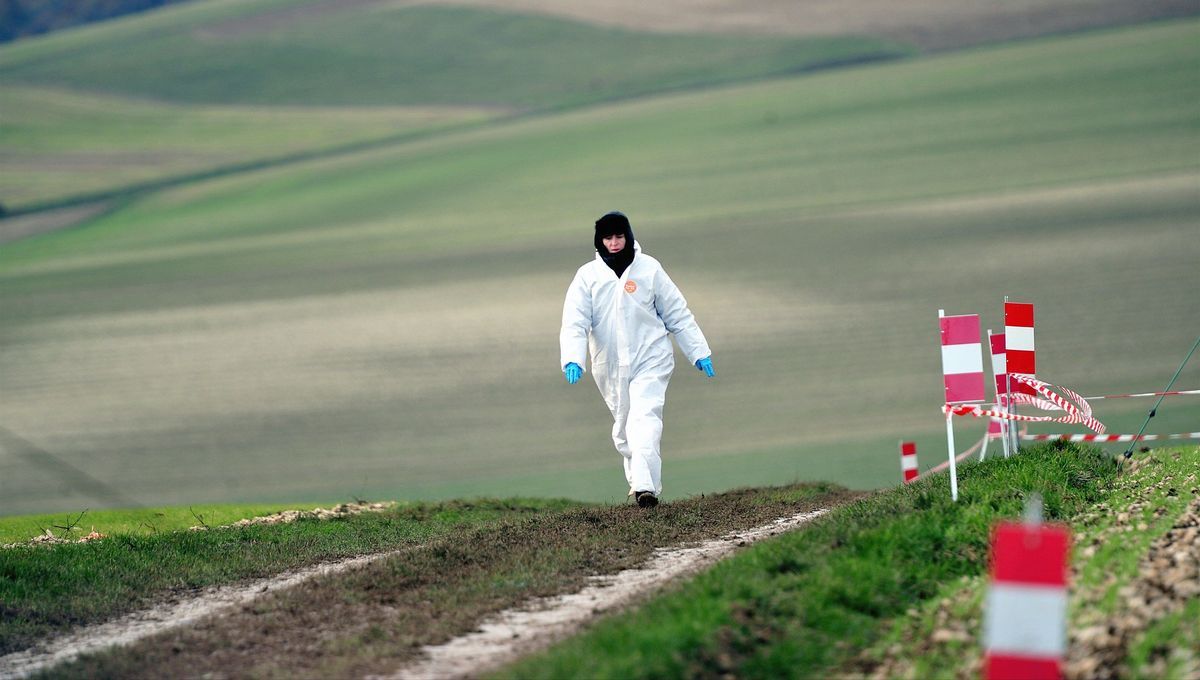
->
{"left": 563, "top": 362, "right": 583, "bottom": 384}
{"left": 695, "top": 356, "right": 715, "bottom": 378}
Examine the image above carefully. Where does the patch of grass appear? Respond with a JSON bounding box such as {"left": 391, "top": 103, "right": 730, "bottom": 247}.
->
{"left": 492, "top": 443, "right": 1121, "bottom": 678}
{"left": 1072, "top": 450, "right": 1198, "bottom": 618}
{"left": 847, "top": 446, "right": 1199, "bottom": 678}
{"left": 1128, "top": 598, "right": 1200, "bottom": 679}
{"left": 0, "top": 85, "right": 498, "bottom": 210}
{"left": 41, "top": 484, "right": 855, "bottom": 678}
{"left": 0, "top": 502, "right": 327, "bottom": 543}
{"left": 0, "top": 497, "right": 577, "bottom": 655}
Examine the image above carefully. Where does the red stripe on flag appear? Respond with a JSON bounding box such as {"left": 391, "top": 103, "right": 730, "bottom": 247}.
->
{"left": 940, "top": 314, "right": 980, "bottom": 346}
{"left": 995, "top": 375, "right": 1009, "bottom": 395}
{"left": 990, "top": 333, "right": 1005, "bottom": 355}
{"left": 986, "top": 655, "right": 1060, "bottom": 680}
{"left": 945, "top": 372, "right": 985, "bottom": 404}
{"left": 904, "top": 468, "right": 918, "bottom": 483}
{"left": 901, "top": 442, "right": 916, "bottom": 456}
{"left": 1008, "top": 349, "right": 1036, "bottom": 376}
{"left": 991, "top": 522, "right": 1069, "bottom": 586}
{"left": 1005, "top": 302, "right": 1034, "bottom": 328}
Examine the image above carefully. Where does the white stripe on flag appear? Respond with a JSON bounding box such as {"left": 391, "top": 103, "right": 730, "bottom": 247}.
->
{"left": 1005, "top": 326, "right": 1035, "bottom": 352}
{"left": 984, "top": 584, "right": 1067, "bottom": 656}
{"left": 901, "top": 456, "right": 918, "bottom": 472}
{"left": 991, "top": 353, "right": 1006, "bottom": 375}
{"left": 941, "top": 343, "right": 983, "bottom": 376}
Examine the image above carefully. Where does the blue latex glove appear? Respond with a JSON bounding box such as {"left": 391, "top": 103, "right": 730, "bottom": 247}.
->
{"left": 695, "top": 356, "right": 715, "bottom": 377}
{"left": 563, "top": 362, "right": 583, "bottom": 384}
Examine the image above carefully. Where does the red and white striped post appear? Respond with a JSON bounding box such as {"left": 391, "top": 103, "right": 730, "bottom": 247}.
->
{"left": 987, "top": 330, "right": 1012, "bottom": 460}
{"left": 900, "top": 441, "right": 919, "bottom": 484}
{"left": 939, "top": 310, "right": 985, "bottom": 502}
{"left": 1004, "top": 300, "right": 1036, "bottom": 452}
{"left": 984, "top": 498, "right": 1070, "bottom": 680}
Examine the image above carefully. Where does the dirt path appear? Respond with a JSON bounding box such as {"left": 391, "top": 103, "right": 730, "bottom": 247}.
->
{"left": 0, "top": 508, "right": 826, "bottom": 679}
{"left": 0, "top": 550, "right": 405, "bottom": 679}
{"left": 380, "top": 508, "right": 828, "bottom": 680}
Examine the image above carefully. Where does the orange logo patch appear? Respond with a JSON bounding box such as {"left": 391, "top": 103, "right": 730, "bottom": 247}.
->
{"left": 624, "top": 280, "right": 638, "bottom": 294}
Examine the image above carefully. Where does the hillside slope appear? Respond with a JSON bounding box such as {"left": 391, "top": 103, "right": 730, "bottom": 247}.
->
{"left": 0, "top": 3, "right": 908, "bottom": 108}
{"left": 8, "top": 445, "right": 1193, "bottom": 678}
{"left": 0, "top": 0, "right": 908, "bottom": 211}
{"left": 1, "top": 19, "right": 1197, "bottom": 516}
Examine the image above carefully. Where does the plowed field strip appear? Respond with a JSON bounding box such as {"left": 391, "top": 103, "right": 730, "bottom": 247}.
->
{"left": 0, "top": 550, "right": 404, "bottom": 679}
{"left": 386, "top": 509, "right": 827, "bottom": 680}
{"left": 34, "top": 485, "right": 852, "bottom": 678}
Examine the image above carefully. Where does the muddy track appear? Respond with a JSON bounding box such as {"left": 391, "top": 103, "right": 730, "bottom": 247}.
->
{"left": 0, "top": 550, "right": 406, "bottom": 679}
{"left": 381, "top": 509, "right": 828, "bottom": 679}
{"left": 0, "top": 489, "right": 845, "bottom": 678}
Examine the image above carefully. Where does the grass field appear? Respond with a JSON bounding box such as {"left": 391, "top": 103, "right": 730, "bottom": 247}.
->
{"left": 424, "top": 0, "right": 1199, "bottom": 48}
{"left": 0, "top": 3, "right": 909, "bottom": 108}
{"left": 0, "top": 85, "right": 498, "bottom": 211}
{"left": 0, "top": 1, "right": 909, "bottom": 211}
{"left": 1, "top": 19, "right": 1198, "bottom": 516}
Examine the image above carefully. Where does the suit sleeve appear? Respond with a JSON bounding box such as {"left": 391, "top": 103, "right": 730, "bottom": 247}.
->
{"left": 653, "top": 265, "right": 711, "bottom": 365}
{"left": 559, "top": 268, "right": 592, "bottom": 371}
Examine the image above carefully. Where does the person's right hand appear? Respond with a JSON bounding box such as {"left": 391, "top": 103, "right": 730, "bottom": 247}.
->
{"left": 563, "top": 362, "right": 583, "bottom": 384}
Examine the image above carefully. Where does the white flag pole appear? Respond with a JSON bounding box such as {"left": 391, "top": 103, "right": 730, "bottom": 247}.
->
{"left": 1003, "top": 296, "right": 1018, "bottom": 456}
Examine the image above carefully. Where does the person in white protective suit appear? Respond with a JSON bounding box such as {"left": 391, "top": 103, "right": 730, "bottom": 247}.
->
{"left": 560, "top": 211, "right": 715, "bottom": 508}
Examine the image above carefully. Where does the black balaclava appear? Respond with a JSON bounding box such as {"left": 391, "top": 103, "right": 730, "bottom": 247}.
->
{"left": 595, "top": 211, "right": 636, "bottom": 278}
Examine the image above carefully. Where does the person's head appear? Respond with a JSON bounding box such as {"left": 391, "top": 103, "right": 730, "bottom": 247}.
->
{"left": 594, "top": 211, "right": 634, "bottom": 256}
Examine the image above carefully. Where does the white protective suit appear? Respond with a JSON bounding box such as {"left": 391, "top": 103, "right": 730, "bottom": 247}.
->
{"left": 560, "top": 242, "right": 711, "bottom": 496}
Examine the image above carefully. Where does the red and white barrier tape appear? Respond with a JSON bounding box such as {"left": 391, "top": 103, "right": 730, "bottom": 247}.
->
{"left": 1022, "top": 432, "right": 1200, "bottom": 443}
{"left": 944, "top": 375, "right": 1106, "bottom": 434}
{"left": 1082, "top": 389, "right": 1200, "bottom": 400}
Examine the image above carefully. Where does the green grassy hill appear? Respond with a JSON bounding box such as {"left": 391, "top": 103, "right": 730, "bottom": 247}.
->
{"left": 0, "top": 4, "right": 908, "bottom": 108}
{"left": 0, "top": 0, "right": 909, "bottom": 211}
{"left": 5, "top": 445, "right": 1193, "bottom": 677}
{"left": 0, "top": 85, "right": 497, "bottom": 211}
{"left": 1, "top": 19, "right": 1198, "bottom": 515}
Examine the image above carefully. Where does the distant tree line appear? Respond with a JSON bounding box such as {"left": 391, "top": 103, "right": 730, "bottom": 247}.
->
{"left": 0, "top": 0, "right": 195, "bottom": 43}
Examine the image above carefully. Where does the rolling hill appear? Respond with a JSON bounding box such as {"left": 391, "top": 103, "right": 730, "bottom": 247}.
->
{"left": 1, "top": 17, "right": 1197, "bottom": 515}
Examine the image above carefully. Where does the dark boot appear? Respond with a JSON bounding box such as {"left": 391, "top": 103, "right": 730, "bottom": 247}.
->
{"left": 635, "top": 491, "right": 658, "bottom": 508}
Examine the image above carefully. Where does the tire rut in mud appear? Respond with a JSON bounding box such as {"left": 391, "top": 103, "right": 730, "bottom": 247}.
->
{"left": 36, "top": 484, "right": 856, "bottom": 679}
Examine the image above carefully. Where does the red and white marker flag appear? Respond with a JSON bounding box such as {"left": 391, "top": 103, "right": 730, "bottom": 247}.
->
{"left": 900, "top": 441, "right": 918, "bottom": 484}
{"left": 939, "top": 310, "right": 983, "bottom": 502}
{"left": 989, "top": 332, "right": 1008, "bottom": 396}
{"left": 1004, "top": 301, "right": 1037, "bottom": 397}
{"left": 940, "top": 313, "right": 985, "bottom": 404}
{"left": 986, "top": 331, "right": 1012, "bottom": 460}
{"left": 984, "top": 517, "right": 1070, "bottom": 680}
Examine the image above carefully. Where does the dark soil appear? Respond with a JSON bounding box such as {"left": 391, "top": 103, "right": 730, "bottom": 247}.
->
{"left": 40, "top": 483, "right": 858, "bottom": 679}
